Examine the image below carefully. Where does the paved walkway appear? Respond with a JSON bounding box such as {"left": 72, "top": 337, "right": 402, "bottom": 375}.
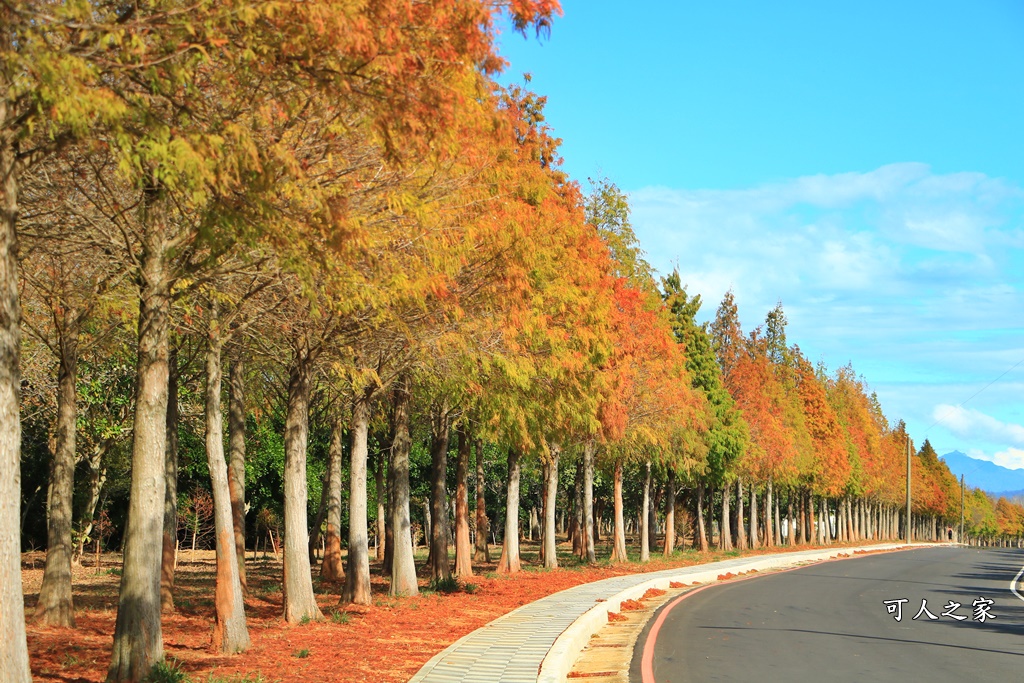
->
{"left": 408, "top": 544, "right": 915, "bottom": 683}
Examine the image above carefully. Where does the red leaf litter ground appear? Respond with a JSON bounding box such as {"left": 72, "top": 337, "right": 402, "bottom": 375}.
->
{"left": 23, "top": 541, "right": 895, "bottom": 683}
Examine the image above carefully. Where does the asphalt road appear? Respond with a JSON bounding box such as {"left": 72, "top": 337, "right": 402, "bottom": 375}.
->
{"left": 632, "top": 546, "right": 1024, "bottom": 683}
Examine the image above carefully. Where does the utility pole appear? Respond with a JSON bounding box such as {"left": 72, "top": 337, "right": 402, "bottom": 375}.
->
{"left": 905, "top": 435, "right": 912, "bottom": 542}
{"left": 960, "top": 474, "right": 965, "bottom": 545}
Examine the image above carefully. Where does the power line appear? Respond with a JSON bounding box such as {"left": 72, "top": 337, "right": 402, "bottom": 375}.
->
{"left": 926, "top": 356, "right": 1024, "bottom": 433}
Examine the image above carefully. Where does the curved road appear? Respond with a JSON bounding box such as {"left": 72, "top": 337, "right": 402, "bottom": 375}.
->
{"left": 633, "top": 546, "right": 1024, "bottom": 682}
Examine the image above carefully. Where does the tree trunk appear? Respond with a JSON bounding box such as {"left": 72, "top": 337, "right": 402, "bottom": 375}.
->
{"left": 75, "top": 440, "right": 110, "bottom": 563}
{"left": 787, "top": 494, "right": 796, "bottom": 546}
{"left": 388, "top": 376, "right": 417, "bottom": 596}
{"left": 384, "top": 445, "right": 395, "bottom": 575}
{"left": 35, "top": 313, "right": 79, "bottom": 627}
{"left": 473, "top": 439, "right": 490, "bottom": 563}
{"left": 819, "top": 497, "right": 829, "bottom": 544}
{"left": 427, "top": 411, "right": 451, "bottom": 583}
{"left": 108, "top": 214, "right": 171, "bottom": 682}
{"left": 696, "top": 482, "right": 708, "bottom": 552}
{"left": 202, "top": 311, "right": 249, "bottom": 652}
{"left": 808, "top": 492, "right": 818, "bottom": 544}
{"left": 307, "top": 467, "right": 329, "bottom": 562}
{"left": 160, "top": 346, "right": 179, "bottom": 614}
{"left": 542, "top": 445, "right": 560, "bottom": 569}
{"left": 497, "top": 449, "right": 522, "bottom": 574}
{"left": 321, "top": 407, "right": 345, "bottom": 583}
{"left": 454, "top": 429, "right": 473, "bottom": 578}
{"left": 749, "top": 483, "right": 758, "bottom": 549}
{"left": 640, "top": 461, "right": 651, "bottom": 562}
{"left": 583, "top": 440, "right": 596, "bottom": 563}
{"left": 720, "top": 482, "right": 733, "bottom": 551}
{"left": 571, "top": 459, "right": 583, "bottom": 557}
{"left": 374, "top": 453, "right": 386, "bottom": 562}
{"left": 664, "top": 468, "right": 676, "bottom": 556}
{"left": 773, "top": 484, "right": 782, "bottom": 546}
{"left": 227, "top": 358, "right": 247, "bottom": 595}
{"left": 422, "top": 498, "right": 431, "bottom": 550}
{"left": 797, "top": 492, "right": 806, "bottom": 544}
{"left": 281, "top": 346, "right": 323, "bottom": 623}
{"left": 764, "top": 479, "right": 774, "bottom": 548}
{"left": 343, "top": 389, "right": 374, "bottom": 605}
{"left": 0, "top": 128, "right": 31, "bottom": 683}
{"left": 610, "top": 460, "right": 628, "bottom": 562}
{"left": 736, "top": 478, "right": 747, "bottom": 550}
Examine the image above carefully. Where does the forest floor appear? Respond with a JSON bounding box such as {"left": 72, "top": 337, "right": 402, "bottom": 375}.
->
{"left": 22, "top": 537, "right": 896, "bottom": 683}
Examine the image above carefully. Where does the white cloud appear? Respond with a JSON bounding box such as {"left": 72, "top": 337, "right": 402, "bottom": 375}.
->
{"left": 628, "top": 164, "right": 1024, "bottom": 454}
{"left": 932, "top": 405, "right": 1024, "bottom": 447}
{"left": 966, "top": 447, "right": 1024, "bottom": 471}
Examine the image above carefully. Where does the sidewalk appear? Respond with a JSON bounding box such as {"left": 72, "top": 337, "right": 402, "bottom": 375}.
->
{"left": 408, "top": 543, "right": 919, "bottom": 683}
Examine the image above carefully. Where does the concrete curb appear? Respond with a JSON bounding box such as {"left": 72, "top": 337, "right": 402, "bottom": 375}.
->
{"left": 409, "top": 542, "right": 929, "bottom": 683}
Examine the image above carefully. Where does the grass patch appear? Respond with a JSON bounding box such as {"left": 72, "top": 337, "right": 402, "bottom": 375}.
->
{"left": 428, "top": 576, "right": 462, "bottom": 594}
{"left": 293, "top": 649, "right": 310, "bottom": 659}
{"left": 329, "top": 610, "right": 350, "bottom": 625}
{"left": 146, "top": 659, "right": 190, "bottom": 683}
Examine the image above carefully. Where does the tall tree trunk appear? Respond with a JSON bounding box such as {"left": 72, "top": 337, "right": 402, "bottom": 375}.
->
{"left": 454, "top": 429, "right": 473, "bottom": 578}
{"left": 794, "top": 491, "right": 802, "bottom": 544}
{"left": 787, "top": 494, "right": 796, "bottom": 546}
{"left": 108, "top": 213, "right": 171, "bottom": 682}
{"left": 696, "top": 482, "right": 708, "bottom": 552}
{"left": 422, "top": 498, "right": 431, "bottom": 550}
{"left": 773, "top": 482, "right": 782, "bottom": 546}
{"left": 497, "top": 449, "right": 522, "bottom": 574}
{"left": 202, "top": 309, "right": 249, "bottom": 652}
{"left": 610, "top": 460, "right": 628, "bottom": 562}
{"left": 307, "top": 467, "right": 328, "bottom": 562}
{"left": 321, "top": 407, "right": 344, "bottom": 583}
{"left": 473, "top": 439, "right": 490, "bottom": 563}
{"left": 374, "top": 453, "right": 386, "bottom": 562}
{"left": 281, "top": 346, "right": 323, "bottom": 623}
{"left": 819, "top": 497, "right": 829, "bottom": 544}
{"left": 160, "top": 346, "right": 179, "bottom": 613}
{"left": 571, "top": 459, "right": 583, "bottom": 557}
{"left": 664, "top": 468, "right": 676, "bottom": 556}
{"left": 542, "top": 445, "right": 560, "bottom": 569}
{"left": 720, "top": 482, "right": 733, "bottom": 551}
{"left": 35, "top": 314, "right": 79, "bottom": 627}
{"left": 383, "top": 443, "right": 395, "bottom": 575}
{"left": 640, "top": 461, "right": 651, "bottom": 562}
{"left": 650, "top": 483, "right": 662, "bottom": 551}
{"left": 343, "top": 389, "right": 374, "bottom": 605}
{"left": 427, "top": 410, "right": 451, "bottom": 583}
{"left": 75, "top": 439, "right": 110, "bottom": 563}
{"left": 227, "top": 358, "right": 247, "bottom": 595}
{"left": 749, "top": 484, "right": 758, "bottom": 549}
{"left": 583, "top": 440, "right": 596, "bottom": 563}
{"left": 764, "top": 479, "right": 773, "bottom": 548}
{"left": 388, "top": 376, "right": 417, "bottom": 596}
{"left": 808, "top": 492, "right": 818, "bottom": 544}
{"left": 736, "top": 478, "right": 747, "bottom": 550}
{"left": 540, "top": 464, "right": 548, "bottom": 565}
{"left": 0, "top": 128, "right": 31, "bottom": 682}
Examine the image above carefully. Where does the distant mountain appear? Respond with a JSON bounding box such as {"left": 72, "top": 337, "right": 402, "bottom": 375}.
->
{"left": 939, "top": 451, "right": 1024, "bottom": 495}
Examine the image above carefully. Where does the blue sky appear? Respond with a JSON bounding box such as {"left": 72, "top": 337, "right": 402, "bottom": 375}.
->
{"left": 496, "top": 1, "right": 1024, "bottom": 470}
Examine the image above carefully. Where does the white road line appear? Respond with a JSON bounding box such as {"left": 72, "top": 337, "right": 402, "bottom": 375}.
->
{"left": 1011, "top": 564, "right": 1024, "bottom": 603}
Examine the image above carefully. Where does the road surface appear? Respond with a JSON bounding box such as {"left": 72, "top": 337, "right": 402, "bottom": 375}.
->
{"left": 633, "top": 546, "right": 1024, "bottom": 682}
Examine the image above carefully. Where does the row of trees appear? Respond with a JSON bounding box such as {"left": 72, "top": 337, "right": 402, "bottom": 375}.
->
{"left": 4, "top": 2, "right": 1022, "bottom": 683}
